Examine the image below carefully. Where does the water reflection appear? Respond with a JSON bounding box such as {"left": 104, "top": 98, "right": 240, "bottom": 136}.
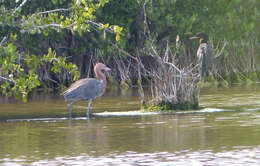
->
{"left": 200, "top": 85, "right": 260, "bottom": 111}
{"left": 0, "top": 85, "right": 260, "bottom": 165}
{"left": 1, "top": 110, "right": 260, "bottom": 165}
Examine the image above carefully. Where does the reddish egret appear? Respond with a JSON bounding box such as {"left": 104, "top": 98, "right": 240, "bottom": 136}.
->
{"left": 63, "top": 63, "right": 111, "bottom": 118}
{"left": 190, "top": 32, "right": 213, "bottom": 81}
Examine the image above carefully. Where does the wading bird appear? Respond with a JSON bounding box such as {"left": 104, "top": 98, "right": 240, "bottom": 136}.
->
{"left": 190, "top": 32, "right": 213, "bottom": 81}
{"left": 63, "top": 63, "right": 111, "bottom": 118}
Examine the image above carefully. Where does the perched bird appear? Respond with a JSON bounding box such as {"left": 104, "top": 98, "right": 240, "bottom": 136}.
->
{"left": 63, "top": 63, "right": 111, "bottom": 118}
{"left": 190, "top": 32, "right": 213, "bottom": 81}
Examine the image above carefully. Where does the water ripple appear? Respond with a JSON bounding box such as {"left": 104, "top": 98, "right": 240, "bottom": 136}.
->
{"left": 2, "top": 147, "right": 260, "bottom": 166}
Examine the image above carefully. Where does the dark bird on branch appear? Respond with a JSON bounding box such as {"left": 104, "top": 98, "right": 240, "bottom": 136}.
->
{"left": 63, "top": 63, "right": 111, "bottom": 119}
{"left": 190, "top": 32, "right": 213, "bottom": 81}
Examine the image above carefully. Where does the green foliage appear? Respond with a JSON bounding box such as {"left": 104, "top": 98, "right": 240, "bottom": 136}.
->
{"left": 0, "top": 44, "right": 79, "bottom": 100}
{"left": 220, "top": 80, "right": 229, "bottom": 87}
{"left": 15, "top": 0, "right": 122, "bottom": 40}
{"left": 43, "top": 48, "right": 80, "bottom": 81}
{"left": 1, "top": 0, "right": 259, "bottom": 101}
{"left": 142, "top": 101, "right": 200, "bottom": 112}
{"left": 0, "top": 0, "right": 122, "bottom": 100}
{"left": 248, "top": 72, "right": 258, "bottom": 82}
{"left": 95, "top": 0, "right": 259, "bottom": 68}
{"left": 0, "top": 43, "right": 40, "bottom": 101}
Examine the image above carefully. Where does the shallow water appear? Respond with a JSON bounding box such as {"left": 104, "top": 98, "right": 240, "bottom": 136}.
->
{"left": 0, "top": 85, "right": 260, "bottom": 166}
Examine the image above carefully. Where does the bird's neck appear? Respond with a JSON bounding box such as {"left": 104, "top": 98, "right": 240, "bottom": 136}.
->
{"left": 95, "top": 69, "right": 105, "bottom": 81}
{"left": 200, "top": 39, "right": 208, "bottom": 44}
{"left": 95, "top": 69, "right": 107, "bottom": 94}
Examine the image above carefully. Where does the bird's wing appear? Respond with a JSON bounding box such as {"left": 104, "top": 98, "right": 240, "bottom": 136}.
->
{"left": 63, "top": 78, "right": 103, "bottom": 101}
{"left": 81, "top": 79, "right": 103, "bottom": 100}
{"left": 63, "top": 78, "right": 90, "bottom": 95}
{"left": 205, "top": 43, "right": 213, "bottom": 68}
{"left": 197, "top": 43, "right": 214, "bottom": 79}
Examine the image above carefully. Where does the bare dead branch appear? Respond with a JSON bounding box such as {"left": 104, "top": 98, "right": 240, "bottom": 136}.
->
{"left": 214, "top": 39, "right": 228, "bottom": 58}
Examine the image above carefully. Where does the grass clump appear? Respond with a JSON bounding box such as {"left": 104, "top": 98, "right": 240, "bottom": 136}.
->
{"left": 141, "top": 100, "right": 200, "bottom": 112}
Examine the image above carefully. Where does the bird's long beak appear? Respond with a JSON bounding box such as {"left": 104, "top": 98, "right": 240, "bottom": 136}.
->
{"left": 189, "top": 36, "right": 199, "bottom": 40}
{"left": 104, "top": 66, "right": 111, "bottom": 71}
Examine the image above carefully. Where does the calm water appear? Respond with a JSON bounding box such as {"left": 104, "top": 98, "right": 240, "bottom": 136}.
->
{"left": 0, "top": 85, "right": 260, "bottom": 166}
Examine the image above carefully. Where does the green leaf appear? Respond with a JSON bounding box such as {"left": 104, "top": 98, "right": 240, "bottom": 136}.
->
{"left": 115, "top": 34, "right": 120, "bottom": 41}
{"left": 52, "top": 0, "right": 57, "bottom": 5}
{"left": 82, "top": 0, "right": 87, "bottom": 6}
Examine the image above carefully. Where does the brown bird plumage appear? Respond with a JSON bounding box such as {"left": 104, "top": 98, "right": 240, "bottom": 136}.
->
{"left": 63, "top": 63, "right": 111, "bottom": 118}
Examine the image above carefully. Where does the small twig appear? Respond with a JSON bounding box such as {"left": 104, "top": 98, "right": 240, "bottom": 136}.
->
{"left": 40, "top": 57, "right": 59, "bottom": 63}
{"left": 215, "top": 39, "right": 228, "bottom": 58}
{"left": 87, "top": 53, "right": 93, "bottom": 78}
{"left": 185, "top": 63, "right": 200, "bottom": 74}
{"left": 47, "top": 77, "right": 59, "bottom": 84}
{"left": 164, "top": 62, "right": 181, "bottom": 73}
{"left": 0, "top": 36, "right": 8, "bottom": 46}
{"left": 110, "top": 42, "right": 138, "bottom": 61}
{"left": 149, "top": 42, "right": 160, "bottom": 58}
{"left": 87, "top": 21, "right": 114, "bottom": 33}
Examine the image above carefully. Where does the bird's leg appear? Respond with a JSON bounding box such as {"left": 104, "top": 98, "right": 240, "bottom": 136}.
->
{"left": 67, "top": 101, "right": 75, "bottom": 119}
{"left": 87, "top": 99, "right": 92, "bottom": 118}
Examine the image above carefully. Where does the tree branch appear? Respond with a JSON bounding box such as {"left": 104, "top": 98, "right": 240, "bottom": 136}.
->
{"left": 13, "top": 0, "right": 29, "bottom": 14}
{"left": 22, "top": 23, "right": 75, "bottom": 32}
{"left": 87, "top": 20, "right": 114, "bottom": 33}
{"left": 22, "top": 20, "right": 115, "bottom": 34}
{"left": 164, "top": 62, "right": 181, "bottom": 73}
{"left": 0, "top": 75, "right": 15, "bottom": 83}
{"left": 38, "top": 8, "right": 71, "bottom": 15}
